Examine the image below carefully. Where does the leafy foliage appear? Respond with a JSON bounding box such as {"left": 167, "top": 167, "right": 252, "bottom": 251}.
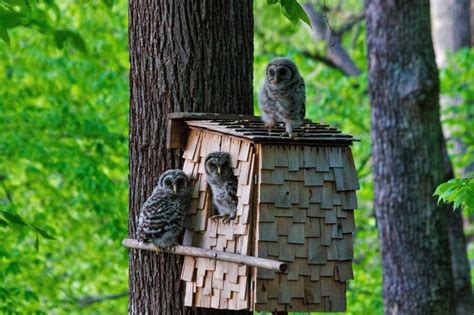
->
{"left": 0, "top": 0, "right": 128, "bottom": 313}
{"left": 434, "top": 177, "right": 474, "bottom": 214}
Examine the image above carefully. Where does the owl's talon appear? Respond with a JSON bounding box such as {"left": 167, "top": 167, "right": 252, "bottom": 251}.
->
{"left": 223, "top": 215, "right": 236, "bottom": 224}
{"left": 210, "top": 214, "right": 223, "bottom": 221}
{"left": 264, "top": 123, "right": 275, "bottom": 134}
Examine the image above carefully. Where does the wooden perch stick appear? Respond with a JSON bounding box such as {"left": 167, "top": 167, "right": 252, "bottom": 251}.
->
{"left": 122, "top": 238, "right": 288, "bottom": 273}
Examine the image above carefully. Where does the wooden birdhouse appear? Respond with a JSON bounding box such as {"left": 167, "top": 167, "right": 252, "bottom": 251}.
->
{"left": 168, "top": 113, "right": 359, "bottom": 312}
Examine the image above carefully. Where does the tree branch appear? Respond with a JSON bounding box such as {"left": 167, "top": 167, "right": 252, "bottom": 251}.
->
{"left": 76, "top": 291, "right": 128, "bottom": 307}
{"left": 333, "top": 13, "right": 365, "bottom": 38}
{"left": 122, "top": 239, "right": 288, "bottom": 273}
{"left": 303, "top": 2, "right": 361, "bottom": 76}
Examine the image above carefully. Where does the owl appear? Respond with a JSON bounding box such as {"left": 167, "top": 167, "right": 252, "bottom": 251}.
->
{"left": 205, "top": 152, "right": 238, "bottom": 223}
{"left": 136, "top": 169, "right": 191, "bottom": 250}
{"left": 258, "top": 57, "right": 306, "bottom": 139}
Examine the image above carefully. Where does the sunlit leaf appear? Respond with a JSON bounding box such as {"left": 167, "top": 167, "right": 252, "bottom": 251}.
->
{"left": 280, "top": 0, "right": 311, "bottom": 26}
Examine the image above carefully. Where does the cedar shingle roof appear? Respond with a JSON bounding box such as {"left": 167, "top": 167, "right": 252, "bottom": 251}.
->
{"left": 186, "top": 120, "right": 357, "bottom": 145}
{"left": 167, "top": 112, "right": 357, "bottom": 148}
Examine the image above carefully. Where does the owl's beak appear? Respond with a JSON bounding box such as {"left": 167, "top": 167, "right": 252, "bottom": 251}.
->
{"left": 217, "top": 166, "right": 221, "bottom": 175}
{"left": 173, "top": 184, "right": 178, "bottom": 193}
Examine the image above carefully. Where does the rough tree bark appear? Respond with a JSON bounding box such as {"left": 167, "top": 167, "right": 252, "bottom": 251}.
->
{"left": 128, "top": 1, "right": 253, "bottom": 314}
{"left": 365, "top": 0, "right": 455, "bottom": 314}
{"left": 431, "top": 1, "right": 473, "bottom": 313}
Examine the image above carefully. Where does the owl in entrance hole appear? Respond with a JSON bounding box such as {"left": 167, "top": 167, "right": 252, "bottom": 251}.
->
{"left": 258, "top": 57, "right": 306, "bottom": 139}
{"left": 205, "top": 152, "right": 238, "bottom": 223}
{"left": 136, "top": 169, "right": 191, "bottom": 249}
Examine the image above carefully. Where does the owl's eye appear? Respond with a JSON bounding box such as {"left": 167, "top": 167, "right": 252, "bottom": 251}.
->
{"left": 176, "top": 178, "right": 185, "bottom": 187}
{"left": 208, "top": 162, "right": 216, "bottom": 168}
{"left": 269, "top": 69, "right": 275, "bottom": 76}
{"left": 164, "top": 178, "right": 172, "bottom": 186}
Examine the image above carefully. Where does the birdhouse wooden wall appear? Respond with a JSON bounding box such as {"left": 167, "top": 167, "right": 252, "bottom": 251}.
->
{"left": 172, "top": 115, "right": 359, "bottom": 312}
{"left": 253, "top": 144, "right": 358, "bottom": 312}
{"left": 180, "top": 128, "right": 257, "bottom": 310}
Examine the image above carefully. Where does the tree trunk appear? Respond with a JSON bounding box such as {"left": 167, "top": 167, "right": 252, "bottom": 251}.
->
{"left": 431, "top": 0, "right": 471, "bottom": 67}
{"left": 431, "top": 1, "right": 473, "bottom": 313}
{"left": 442, "top": 142, "right": 473, "bottom": 314}
{"left": 128, "top": 1, "right": 253, "bottom": 314}
{"left": 364, "top": 0, "right": 455, "bottom": 314}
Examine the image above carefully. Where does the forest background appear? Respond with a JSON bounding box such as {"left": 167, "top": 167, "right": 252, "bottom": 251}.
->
{"left": 0, "top": 0, "right": 472, "bottom": 314}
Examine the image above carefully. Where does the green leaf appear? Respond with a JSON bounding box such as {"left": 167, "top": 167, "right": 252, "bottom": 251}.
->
{"left": 433, "top": 182, "right": 453, "bottom": 197}
{"left": 292, "top": 1, "right": 311, "bottom": 26}
{"left": 32, "top": 224, "right": 56, "bottom": 240}
{"left": 0, "top": 7, "right": 24, "bottom": 28}
{"left": 0, "top": 218, "right": 8, "bottom": 227}
{"left": 1, "top": 0, "right": 28, "bottom": 7}
{"left": 0, "top": 211, "right": 27, "bottom": 227}
{"left": 70, "top": 31, "right": 88, "bottom": 54}
{"left": 54, "top": 29, "right": 88, "bottom": 54}
{"left": 24, "top": 289, "right": 39, "bottom": 302}
{"left": 266, "top": 0, "right": 279, "bottom": 5}
{"left": 0, "top": 28, "right": 10, "bottom": 45}
{"left": 34, "top": 233, "right": 39, "bottom": 252}
{"left": 6, "top": 261, "right": 20, "bottom": 274}
{"left": 280, "top": 0, "right": 311, "bottom": 26}
{"left": 102, "top": 0, "right": 114, "bottom": 8}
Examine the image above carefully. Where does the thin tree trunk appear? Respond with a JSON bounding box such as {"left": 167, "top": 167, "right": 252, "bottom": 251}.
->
{"left": 431, "top": 0, "right": 471, "bottom": 67}
{"left": 431, "top": 2, "right": 473, "bottom": 312}
{"left": 364, "top": 0, "right": 455, "bottom": 314}
{"left": 128, "top": 1, "right": 253, "bottom": 314}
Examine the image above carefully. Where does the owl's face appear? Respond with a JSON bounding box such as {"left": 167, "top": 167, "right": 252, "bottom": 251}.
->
{"left": 158, "top": 169, "right": 189, "bottom": 195}
{"left": 205, "top": 152, "right": 232, "bottom": 177}
{"left": 265, "top": 57, "right": 300, "bottom": 87}
{"left": 267, "top": 64, "right": 292, "bottom": 85}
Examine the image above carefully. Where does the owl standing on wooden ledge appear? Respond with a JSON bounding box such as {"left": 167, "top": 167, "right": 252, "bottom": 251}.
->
{"left": 136, "top": 169, "right": 191, "bottom": 250}
{"left": 258, "top": 57, "right": 306, "bottom": 139}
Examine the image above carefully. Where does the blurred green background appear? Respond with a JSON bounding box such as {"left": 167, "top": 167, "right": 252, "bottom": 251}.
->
{"left": 0, "top": 0, "right": 472, "bottom": 314}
